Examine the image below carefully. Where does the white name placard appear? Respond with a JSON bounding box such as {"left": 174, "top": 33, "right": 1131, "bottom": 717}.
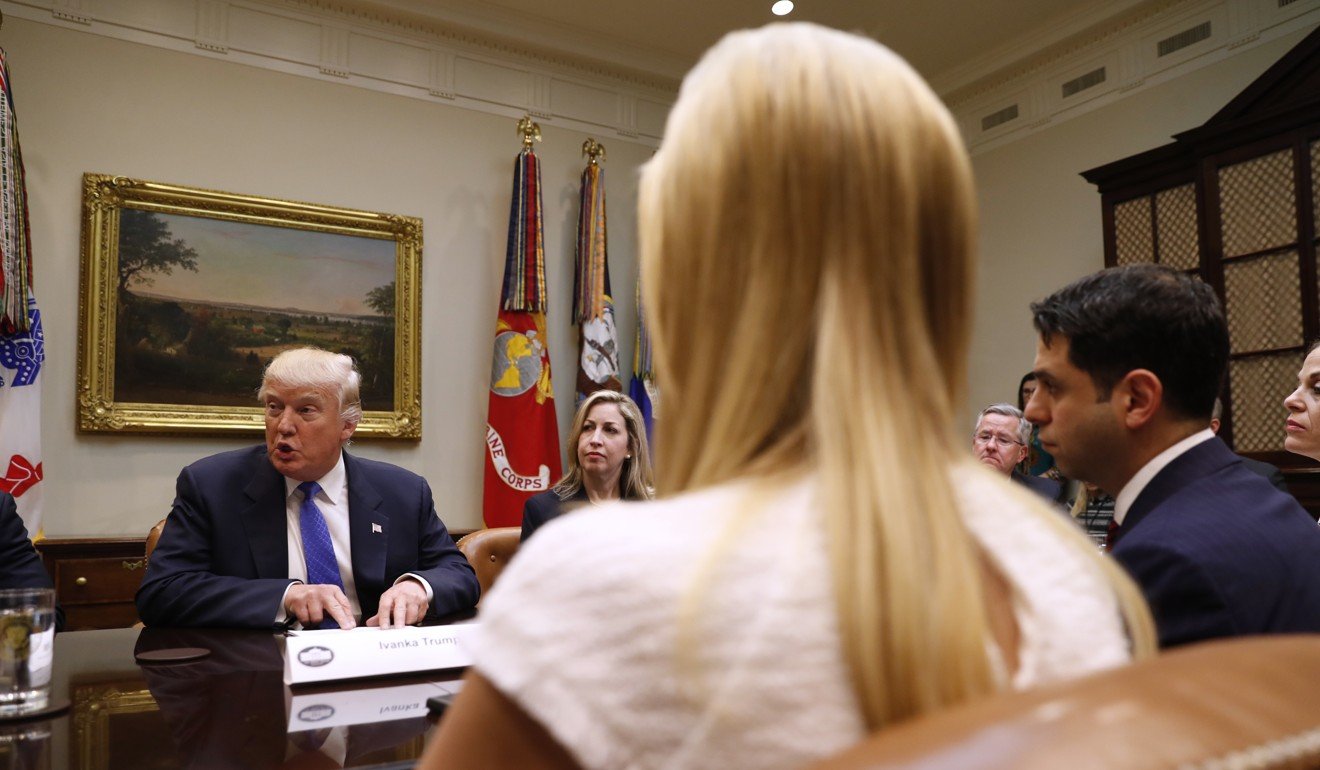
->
{"left": 283, "top": 623, "right": 477, "bottom": 686}
{"left": 286, "top": 679, "right": 465, "bottom": 730}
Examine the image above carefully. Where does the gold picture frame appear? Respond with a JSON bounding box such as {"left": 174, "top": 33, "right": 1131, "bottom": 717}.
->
{"left": 78, "top": 174, "right": 422, "bottom": 438}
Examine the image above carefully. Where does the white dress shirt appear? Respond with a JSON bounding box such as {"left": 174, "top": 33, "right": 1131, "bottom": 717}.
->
{"left": 284, "top": 454, "right": 362, "bottom": 620}
{"left": 1113, "top": 428, "right": 1215, "bottom": 527}
{"left": 276, "top": 452, "right": 435, "bottom": 626}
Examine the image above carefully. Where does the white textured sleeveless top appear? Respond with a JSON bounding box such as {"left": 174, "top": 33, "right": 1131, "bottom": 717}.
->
{"left": 470, "top": 465, "right": 1131, "bottom": 770}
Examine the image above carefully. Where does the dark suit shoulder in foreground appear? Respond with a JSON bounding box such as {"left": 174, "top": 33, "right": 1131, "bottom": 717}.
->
{"left": 1238, "top": 455, "right": 1288, "bottom": 493}
{"left": 1113, "top": 438, "right": 1320, "bottom": 648}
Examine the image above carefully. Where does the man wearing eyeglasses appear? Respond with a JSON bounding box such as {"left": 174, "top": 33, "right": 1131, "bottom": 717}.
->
{"left": 974, "top": 403, "right": 1066, "bottom": 505}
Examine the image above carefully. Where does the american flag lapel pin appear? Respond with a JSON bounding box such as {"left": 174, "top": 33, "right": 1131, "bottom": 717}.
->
{"left": 371, "top": 523, "right": 383, "bottom": 534}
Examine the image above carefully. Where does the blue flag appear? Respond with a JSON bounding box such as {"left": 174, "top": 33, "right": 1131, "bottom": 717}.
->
{"left": 629, "top": 280, "right": 656, "bottom": 447}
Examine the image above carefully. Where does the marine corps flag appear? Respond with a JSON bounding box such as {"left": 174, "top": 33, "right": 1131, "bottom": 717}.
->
{"left": 0, "top": 49, "right": 45, "bottom": 537}
{"left": 573, "top": 139, "right": 620, "bottom": 403}
{"left": 482, "top": 119, "right": 562, "bottom": 527}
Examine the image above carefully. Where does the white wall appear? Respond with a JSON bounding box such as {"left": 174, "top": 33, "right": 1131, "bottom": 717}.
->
{"left": 7, "top": 16, "right": 651, "bottom": 535}
{"left": 9, "top": 13, "right": 1314, "bottom": 536}
{"left": 966, "top": 26, "right": 1314, "bottom": 420}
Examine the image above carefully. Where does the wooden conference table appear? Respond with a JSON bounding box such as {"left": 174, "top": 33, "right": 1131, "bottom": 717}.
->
{"left": 0, "top": 624, "right": 468, "bottom": 769}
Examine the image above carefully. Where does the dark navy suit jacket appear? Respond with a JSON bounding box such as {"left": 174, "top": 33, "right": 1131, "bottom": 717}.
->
{"left": 0, "top": 492, "right": 63, "bottom": 631}
{"left": 1239, "top": 456, "right": 1288, "bottom": 493}
{"left": 136, "top": 446, "right": 479, "bottom": 629}
{"left": 520, "top": 488, "right": 588, "bottom": 543}
{"left": 1010, "top": 471, "right": 1066, "bottom": 506}
{"left": 1112, "top": 437, "right": 1320, "bottom": 648}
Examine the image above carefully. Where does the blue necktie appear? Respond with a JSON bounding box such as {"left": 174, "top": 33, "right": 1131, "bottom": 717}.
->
{"left": 298, "top": 481, "right": 346, "bottom": 629}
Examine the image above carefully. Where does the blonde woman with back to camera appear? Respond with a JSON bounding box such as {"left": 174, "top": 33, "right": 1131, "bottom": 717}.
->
{"left": 521, "top": 390, "right": 654, "bottom": 543}
{"left": 423, "top": 22, "right": 1154, "bottom": 770}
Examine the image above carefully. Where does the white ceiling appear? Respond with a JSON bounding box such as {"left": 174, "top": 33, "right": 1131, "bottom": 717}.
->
{"left": 331, "top": 0, "right": 1162, "bottom": 90}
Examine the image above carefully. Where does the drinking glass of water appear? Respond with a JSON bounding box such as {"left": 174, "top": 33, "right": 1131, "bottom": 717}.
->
{"left": 0, "top": 588, "right": 56, "bottom": 718}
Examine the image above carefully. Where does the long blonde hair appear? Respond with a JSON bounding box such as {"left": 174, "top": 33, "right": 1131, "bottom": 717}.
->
{"left": 641, "top": 23, "right": 1153, "bottom": 729}
{"left": 552, "top": 390, "right": 655, "bottom": 501}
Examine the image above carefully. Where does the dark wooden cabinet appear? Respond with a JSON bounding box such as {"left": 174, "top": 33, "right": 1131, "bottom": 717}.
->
{"left": 37, "top": 537, "right": 147, "bottom": 630}
{"left": 1082, "top": 26, "right": 1320, "bottom": 518}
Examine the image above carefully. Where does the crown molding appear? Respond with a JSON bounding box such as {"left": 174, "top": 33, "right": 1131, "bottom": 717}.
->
{"left": 0, "top": 0, "right": 675, "bottom": 146}
{"left": 283, "top": 0, "right": 690, "bottom": 84}
{"left": 930, "top": 0, "right": 1175, "bottom": 98}
{"left": 7, "top": 0, "right": 1317, "bottom": 157}
{"left": 945, "top": 0, "right": 1320, "bottom": 155}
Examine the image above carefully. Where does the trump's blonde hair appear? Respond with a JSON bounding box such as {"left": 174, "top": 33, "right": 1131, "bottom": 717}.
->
{"left": 642, "top": 23, "right": 1153, "bottom": 728}
{"left": 258, "top": 347, "right": 363, "bottom": 426}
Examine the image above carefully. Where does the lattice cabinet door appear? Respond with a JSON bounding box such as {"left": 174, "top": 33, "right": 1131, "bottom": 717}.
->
{"left": 1114, "top": 196, "right": 1155, "bottom": 265}
{"left": 1109, "top": 182, "right": 1201, "bottom": 271}
{"left": 1312, "top": 140, "right": 1320, "bottom": 231}
{"left": 1217, "top": 146, "right": 1311, "bottom": 454}
{"left": 1084, "top": 27, "right": 1320, "bottom": 477}
{"left": 1155, "top": 184, "right": 1200, "bottom": 271}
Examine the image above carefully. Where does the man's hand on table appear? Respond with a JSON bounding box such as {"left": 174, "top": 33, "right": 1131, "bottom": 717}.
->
{"left": 285, "top": 584, "right": 356, "bottom": 629}
{"left": 367, "top": 579, "right": 430, "bottom": 629}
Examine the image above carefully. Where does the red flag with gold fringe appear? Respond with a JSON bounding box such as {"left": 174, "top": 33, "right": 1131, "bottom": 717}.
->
{"left": 482, "top": 128, "right": 562, "bottom": 527}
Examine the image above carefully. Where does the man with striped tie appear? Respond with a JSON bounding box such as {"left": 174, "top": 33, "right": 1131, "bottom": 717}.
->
{"left": 137, "top": 348, "right": 478, "bottom": 630}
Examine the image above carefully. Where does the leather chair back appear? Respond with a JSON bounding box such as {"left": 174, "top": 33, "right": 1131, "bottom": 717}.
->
{"left": 455, "top": 527, "right": 521, "bottom": 600}
{"left": 145, "top": 517, "right": 167, "bottom": 563}
{"left": 809, "top": 636, "right": 1320, "bottom": 770}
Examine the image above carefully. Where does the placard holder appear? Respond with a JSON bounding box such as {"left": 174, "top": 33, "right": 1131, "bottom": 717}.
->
{"left": 283, "top": 623, "right": 477, "bottom": 686}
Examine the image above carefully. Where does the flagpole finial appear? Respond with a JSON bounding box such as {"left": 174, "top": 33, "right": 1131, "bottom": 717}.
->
{"left": 582, "top": 138, "right": 606, "bottom": 166}
{"left": 517, "top": 116, "right": 541, "bottom": 149}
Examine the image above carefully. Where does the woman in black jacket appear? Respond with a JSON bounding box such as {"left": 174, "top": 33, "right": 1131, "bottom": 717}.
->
{"left": 520, "top": 390, "right": 654, "bottom": 542}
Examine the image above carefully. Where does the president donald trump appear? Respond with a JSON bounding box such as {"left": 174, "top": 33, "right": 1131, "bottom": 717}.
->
{"left": 137, "top": 348, "right": 478, "bottom": 630}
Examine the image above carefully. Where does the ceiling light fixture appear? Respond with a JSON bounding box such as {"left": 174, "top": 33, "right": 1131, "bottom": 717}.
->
{"left": 771, "top": 0, "right": 794, "bottom": 16}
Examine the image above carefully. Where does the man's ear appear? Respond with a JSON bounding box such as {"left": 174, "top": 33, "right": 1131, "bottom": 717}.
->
{"left": 1115, "top": 369, "right": 1163, "bottom": 430}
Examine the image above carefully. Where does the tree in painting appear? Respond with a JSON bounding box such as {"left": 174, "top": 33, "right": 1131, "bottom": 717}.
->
{"left": 358, "top": 281, "right": 395, "bottom": 410}
{"left": 365, "top": 281, "right": 395, "bottom": 316}
{"left": 117, "top": 210, "right": 199, "bottom": 295}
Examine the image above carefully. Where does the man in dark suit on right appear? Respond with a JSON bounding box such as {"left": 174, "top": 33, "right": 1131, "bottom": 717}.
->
{"left": 1025, "top": 264, "right": 1320, "bottom": 648}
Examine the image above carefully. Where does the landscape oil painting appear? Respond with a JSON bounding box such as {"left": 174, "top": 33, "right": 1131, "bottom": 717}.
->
{"left": 115, "top": 211, "right": 396, "bottom": 408}
{"left": 78, "top": 174, "right": 422, "bottom": 438}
